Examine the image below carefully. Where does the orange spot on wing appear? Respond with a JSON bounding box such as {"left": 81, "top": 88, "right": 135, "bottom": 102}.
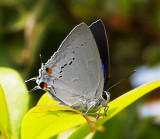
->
{"left": 43, "top": 83, "right": 47, "bottom": 88}
{"left": 46, "top": 67, "right": 52, "bottom": 74}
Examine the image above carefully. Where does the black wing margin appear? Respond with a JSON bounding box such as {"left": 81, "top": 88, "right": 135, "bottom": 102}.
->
{"left": 89, "top": 19, "right": 110, "bottom": 90}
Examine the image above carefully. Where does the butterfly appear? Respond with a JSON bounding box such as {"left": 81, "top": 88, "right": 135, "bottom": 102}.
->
{"left": 26, "top": 20, "right": 111, "bottom": 116}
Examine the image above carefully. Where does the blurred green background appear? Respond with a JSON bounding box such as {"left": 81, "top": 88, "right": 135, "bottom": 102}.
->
{"left": 0, "top": 0, "right": 160, "bottom": 138}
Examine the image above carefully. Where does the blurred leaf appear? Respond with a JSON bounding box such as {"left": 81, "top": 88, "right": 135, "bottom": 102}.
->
{"left": 0, "top": 0, "right": 19, "bottom": 6}
{"left": 0, "top": 67, "right": 30, "bottom": 138}
{"left": 0, "top": 85, "right": 9, "bottom": 138}
{"left": 68, "top": 80, "right": 160, "bottom": 139}
{"left": 23, "top": 18, "right": 51, "bottom": 72}
{"left": 139, "top": 123, "right": 160, "bottom": 139}
{"left": 7, "top": 14, "right": 28, "bottom": 32}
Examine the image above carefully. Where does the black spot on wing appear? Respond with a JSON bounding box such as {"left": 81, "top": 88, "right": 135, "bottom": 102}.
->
{"left": 64, "top": 64, "right": 67, "bottom": 67}
{"left": 69, "top": 61, "right": 72, "bottom": 65}
{"left": 61, "top": 63, "right": 67, "bottom": 69}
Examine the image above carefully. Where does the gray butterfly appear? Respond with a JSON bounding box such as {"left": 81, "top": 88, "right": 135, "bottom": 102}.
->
{"left": 26, "top": 20, "right": 110, "bottom": 116}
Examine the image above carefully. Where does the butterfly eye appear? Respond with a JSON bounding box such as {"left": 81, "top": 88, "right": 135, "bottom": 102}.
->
{"left": 46, "top": 67, "right": 52, "bottom": 74}
{"left": 102, "top": 91, "right": 109, "bottom": 100}
{"left": 39, "top": 82, "right": 47, "bottom": 89}
{"left": 44, "top": 75, "right": 48, "bottom": 78}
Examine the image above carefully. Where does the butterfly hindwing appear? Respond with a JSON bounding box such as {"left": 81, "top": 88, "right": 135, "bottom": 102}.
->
{"left": 39, "top": 22, "right": 104, "bottom": 106}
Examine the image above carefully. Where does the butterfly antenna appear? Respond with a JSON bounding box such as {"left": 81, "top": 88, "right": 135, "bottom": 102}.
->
{"left": 28, "top": 86, "right": 40, "bottom": 93}
{"left": 107, "top": 70, "right": 136, "bottom": 91}
{"left": 40, "top": 54, "right": 43, "bottom": 64}
{"left": 24, "top": 77, "right": 37, "bottom": 83}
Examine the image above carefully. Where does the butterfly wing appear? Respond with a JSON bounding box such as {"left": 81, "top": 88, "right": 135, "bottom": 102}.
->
{"left": 89, "top": 20, "right": 110, "bottom": 91}
{"left": 38, "top": 22, "right": 104, "bottom": 106}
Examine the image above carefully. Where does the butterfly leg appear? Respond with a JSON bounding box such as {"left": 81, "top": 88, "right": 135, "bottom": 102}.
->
{"left": 96, "top": 105, "right": 109, "bottom": 119}
{"left": 96, "top": 105, "right": 102, "bottom": 119}
{"left": 51, "top": 86, "right": 56, "bottom": 94}
{"left": 84, "top": 105, "right": 93, "bottom": 115}
{"left": 84, "top": 101, "right": 97, "bottom": 115}
{"left": 104, "top": 105, "right": 109, "bottom": 116}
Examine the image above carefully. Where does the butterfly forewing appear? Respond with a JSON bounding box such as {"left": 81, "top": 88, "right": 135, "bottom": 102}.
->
{"left": 89, "top": 20, "right": 110, "bottom": 91}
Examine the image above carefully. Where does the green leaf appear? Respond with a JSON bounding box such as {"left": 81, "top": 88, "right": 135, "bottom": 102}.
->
{"left": 38, "top": 93, "right": 99, "bottom": 131}
{"left": 22, "top": 93, "right": 99, "bottom": 139}
{"left": 0, "top": 84, "right": 9, "bottom": 138}
{"left": 21, "top": 105, "right": 86, "bottom": 139}
{"left": 68, "top": 80, "right": 160, "bottom": 139}
{"left": 22, "top": 80, "right": 160, "bottom": 139}
{"left": 37, "top": 93, "right": 60, "bottom": 105}
{"left": 0, "top": 67, "right": 30, "bottom": 138}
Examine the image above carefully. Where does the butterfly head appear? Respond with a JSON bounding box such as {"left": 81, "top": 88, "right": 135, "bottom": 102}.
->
{"left": 36, "top": 67, "right": 51, "bottom": 89}
{"left": 102, "top": 91, "right": 110, "bottom": 103}
{"left": 25, "top": 63, "right": 52, "bottom": 92}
